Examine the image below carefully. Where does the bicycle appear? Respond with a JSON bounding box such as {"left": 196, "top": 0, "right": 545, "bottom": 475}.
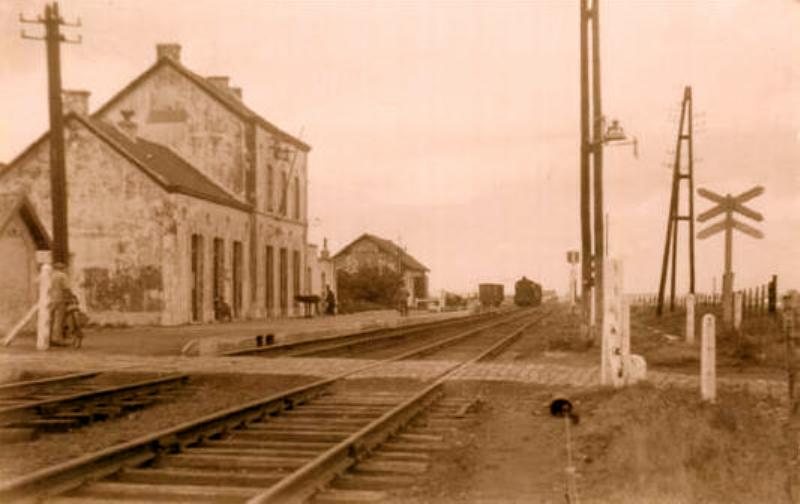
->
{"left": 50, "top": 291, "right": 87, "bottom": 349}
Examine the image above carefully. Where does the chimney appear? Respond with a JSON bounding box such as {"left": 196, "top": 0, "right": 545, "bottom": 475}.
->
{"left": 62, "top": 90, "right": 90, "bottom": 115}
{"left": 320, "top": 238, "right": 330, "bottom": 260}
{"left": 117, "top": 109, "right": 138, "bottom": 141}
{"left": 207, "top": 76, "right": 230, "bottom": 92}
{"left": 230, "top": 87, "right": 243, "bottom": 100}
{"left": 156, "top": 43, "right": 181, "bottom": 62}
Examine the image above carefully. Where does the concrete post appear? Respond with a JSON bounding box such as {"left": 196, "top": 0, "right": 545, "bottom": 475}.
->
{"left": 686, "top": 293, "right": 696, "bottom": 344}
{"left": 734, "top": 291, "right": 743, "bottom": 331}
{"left": 37, "top": 263, "right": 52, "bottom": 351}
{"left": 601, "top": 258, "right": 624, "bottom": 387}
{"left": 701, "top": 313, "right": 716, "bottom": 402}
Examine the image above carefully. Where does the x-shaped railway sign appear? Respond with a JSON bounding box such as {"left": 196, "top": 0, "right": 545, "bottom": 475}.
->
{"left": 697, "top": 186, "right": 764, "bottom": 240}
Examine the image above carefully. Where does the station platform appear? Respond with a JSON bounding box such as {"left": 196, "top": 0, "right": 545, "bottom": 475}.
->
{"left": 0, "top": 309, "right": 470, "bottom": 358}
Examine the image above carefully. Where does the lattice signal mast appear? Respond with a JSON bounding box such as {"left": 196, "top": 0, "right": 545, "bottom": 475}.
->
{"left": 657, "top": 86, "right": 695, "bottom": 315}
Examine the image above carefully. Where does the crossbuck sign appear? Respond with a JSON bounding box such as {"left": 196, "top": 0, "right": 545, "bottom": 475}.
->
{"left": 697, "top": 185, "right": 764, "bottom": 329}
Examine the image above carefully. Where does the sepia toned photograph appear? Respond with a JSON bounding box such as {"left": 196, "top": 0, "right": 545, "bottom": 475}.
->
{"left": 0, "top": 0, "right": 798, "bottom": 502}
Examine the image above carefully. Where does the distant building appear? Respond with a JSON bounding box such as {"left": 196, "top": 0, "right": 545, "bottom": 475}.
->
{"left": 0, "top": 43, "right": 314, "bottom": 326}
{"left": 333, "top": 233, "right": 429, "bottom": 305}
{"left": 0, "top": 193, "right": 51, "bottom": 334}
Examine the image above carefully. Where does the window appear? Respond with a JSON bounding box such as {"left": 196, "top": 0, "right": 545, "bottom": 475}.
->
{"left": 267, "top": 165, "right": 274, "bottom": 212}
{"left": 265, "top": 245, "right": 274, "bottom": 314}
{"left": 213, "top": 238, "right": 225, "bottom": 304}
{"left": 293, "top": 250, "right": 301, "bottom": 308}
{"left": 232, "top": 241, "right": 243, "bottom": 317}
{"left": 279, "top": 248, "right": 288, "bottom": 315}
{"left": 280, "top": 171, "right": 288, "bottom": 216}
{"left": 190, "top": 234, "right": 204, "bottom": 322}
{"left": 293, "top": 176, "right": 301, "bottom": 220}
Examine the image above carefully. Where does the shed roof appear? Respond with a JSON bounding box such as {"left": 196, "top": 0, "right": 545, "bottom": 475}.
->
{"left": 333, "top": 233, "right": 429, "bottom": 272}
{"left": 0, "top": 192, "right": 51, "bottom": 250}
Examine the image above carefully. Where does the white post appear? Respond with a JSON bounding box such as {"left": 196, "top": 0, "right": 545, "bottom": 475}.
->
{"left": 733, "top": 291, "right": 743, "bottom": 331}
{"left": 701, "top": 313, "right": 716, "bottom": 402}
{"left": 36, "top": 263, "right": 52, "bottom": 351}
{"left": 601, "top": 258, "right": 624, "bottom": 387}
{"left": 686, "top": 293, "right": 696, "bottom": 344}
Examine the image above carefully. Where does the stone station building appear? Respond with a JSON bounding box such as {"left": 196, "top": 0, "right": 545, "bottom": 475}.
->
{"left": 0, "top": 44, "right": 321, "bottom": 327}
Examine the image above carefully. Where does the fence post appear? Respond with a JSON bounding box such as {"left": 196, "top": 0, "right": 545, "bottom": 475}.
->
{"left": 734, "top": 291, "right": 743, "bottom": 333}
{"left": 686, "top": 293, "right": 696, "bottom": 344}
{"left": 701, "top": 314, "right": 716, "bottom": 402}
{"left": 783, "top": 292, "right": 800, "bottom": 502}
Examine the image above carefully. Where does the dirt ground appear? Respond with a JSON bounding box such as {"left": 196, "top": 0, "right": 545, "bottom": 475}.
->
{"left": 387, "top": 380, "right": 791, "bottom": 504}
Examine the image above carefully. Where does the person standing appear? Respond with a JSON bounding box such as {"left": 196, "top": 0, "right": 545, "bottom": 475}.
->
{"left": 396, "top": 283, "right": 410, "bottom": 317}
{"left": 325, "top": 285, "right": 337, "bottom": 316}
{"left": 49, "top": 262, "right": 70, "bottom": 345}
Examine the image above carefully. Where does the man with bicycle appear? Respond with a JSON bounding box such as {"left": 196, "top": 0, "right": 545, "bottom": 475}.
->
{"left": 49, "top": 262, "right": 71, "bottom": 346}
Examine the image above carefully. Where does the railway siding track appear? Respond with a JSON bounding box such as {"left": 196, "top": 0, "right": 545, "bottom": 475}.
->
{"left": 223, "top": 311, "right": 502, "bottom": 358}
{"left": 0, "top": 373, "right": 190, "bottom": 439}
{"left": 0, "top": 308, "right": 551, "bottom": 503}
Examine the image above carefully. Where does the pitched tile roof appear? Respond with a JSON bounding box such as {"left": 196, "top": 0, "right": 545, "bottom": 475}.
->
{"left": 94, "top": 56, "right": 310, "bottom": 152}
{"left": 0, "top": 192, "right": 51, "bottom": 249}
{"left": 83, "top": 117, "right": 249, "bottom": 210}
{"left": 333, "top": 233, "right": 429, "bottom": 272}
{"left": 0, "top": 114, "right": 250, "bottom": 212}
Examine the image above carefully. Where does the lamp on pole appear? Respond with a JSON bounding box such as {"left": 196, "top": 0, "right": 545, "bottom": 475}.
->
{"left": 579, "top": 0, "right": 637, "bottom": 344}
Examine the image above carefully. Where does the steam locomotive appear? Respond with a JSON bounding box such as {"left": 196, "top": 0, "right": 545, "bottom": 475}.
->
{"left": 514, "top": 276, "right": 542, "bottom": 307}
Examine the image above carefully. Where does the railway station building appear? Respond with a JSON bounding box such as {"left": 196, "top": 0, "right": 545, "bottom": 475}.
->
{"left": 333, "top": 233, "right": 429, "bottom": 307}
{"left": 0, "top": 43, "right": 321, "bottom": 326}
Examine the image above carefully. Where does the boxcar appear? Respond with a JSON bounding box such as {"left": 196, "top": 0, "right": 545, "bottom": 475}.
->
{"left": 478, "top": 283, "right": 505, "bottom": 308}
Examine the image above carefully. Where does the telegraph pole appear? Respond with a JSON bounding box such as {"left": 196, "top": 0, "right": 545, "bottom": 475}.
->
{"left": 656, "top": 87, "right": 696, "bottom": 316}
{"left": 579, "top": 0, "right": 592, "bottom": 339}
{"left": 590, "top": 0, "right": 604, "bottom": 335}
{"left": 20, "top": 2, "right": 81, "bottom": 266}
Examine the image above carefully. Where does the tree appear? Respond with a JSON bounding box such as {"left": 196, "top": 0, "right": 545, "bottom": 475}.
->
{"left": 337, "top": 265, "right": 403, "bottom": 313}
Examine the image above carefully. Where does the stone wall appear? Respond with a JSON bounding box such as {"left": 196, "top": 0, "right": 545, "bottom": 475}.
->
{"left": 0, "top": 118, "right": 170, "bottom": 326}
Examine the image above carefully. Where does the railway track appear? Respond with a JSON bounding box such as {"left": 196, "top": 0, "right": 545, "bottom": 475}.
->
{"left": 0, "top": 307, "right": 552, "bottom": 503}
{"left": 0, "top": 371, "right": 190, "bottom": 439}
{"left": 223, "top": 310, "right": 505, "bottom": 358}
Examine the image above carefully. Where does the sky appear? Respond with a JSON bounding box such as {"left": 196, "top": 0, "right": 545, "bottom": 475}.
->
{"left": 0, "top": 0, "right": 798, "bottom": 296}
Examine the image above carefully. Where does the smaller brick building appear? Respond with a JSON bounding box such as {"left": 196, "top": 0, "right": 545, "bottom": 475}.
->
{"left": 333, "top": 233, "right": 429, "bottom": 306}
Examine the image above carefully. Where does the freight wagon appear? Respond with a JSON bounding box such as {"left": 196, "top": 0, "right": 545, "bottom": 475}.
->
{"left": 478, "top": 283, "right": 505, "bottom": 308}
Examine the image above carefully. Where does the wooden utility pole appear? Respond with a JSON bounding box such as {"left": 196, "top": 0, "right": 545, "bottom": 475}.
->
{"left": 579, "top": 0, "right": 593, "bottom": 340}
{"left": 590, "top": 0, "right": 604, "bottom": 336}
{"left": 657, "top": 86, "right": 696, "bottom": 315}
{"left": 21, "top": 2, "right": 81, "bottom": 266}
